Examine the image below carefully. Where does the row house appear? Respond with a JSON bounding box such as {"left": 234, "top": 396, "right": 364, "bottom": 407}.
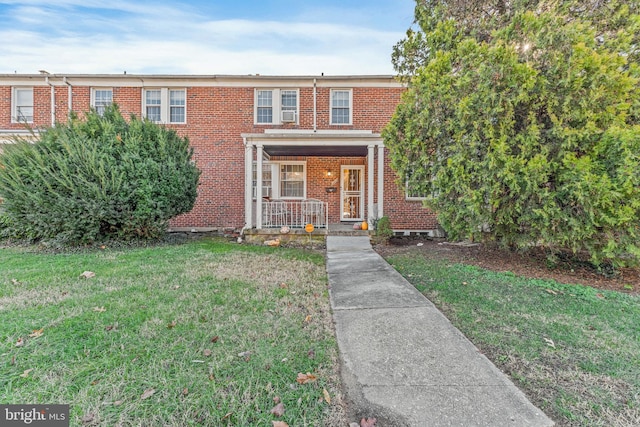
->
{"left": 0, "top": 73, "right": 438, "bottom": 235}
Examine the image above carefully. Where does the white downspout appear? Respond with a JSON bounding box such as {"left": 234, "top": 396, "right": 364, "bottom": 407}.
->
{"left": 63, "top": 77, "right": 72, "bottom": 119}
{"left": 45, "top": 76, "right": 55, "bottom": 126}
{"left": 313, "top": 78, "right": 317, "bottom": 132}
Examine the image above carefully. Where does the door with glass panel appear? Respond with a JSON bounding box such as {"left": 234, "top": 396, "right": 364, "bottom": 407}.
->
{"left": 340, "top": 166, "right": 364, "bottom": 221}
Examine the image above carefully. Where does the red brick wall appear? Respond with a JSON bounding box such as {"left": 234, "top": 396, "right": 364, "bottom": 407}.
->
{"left": 0, "top": 77, "right": 439, "bottom": 232}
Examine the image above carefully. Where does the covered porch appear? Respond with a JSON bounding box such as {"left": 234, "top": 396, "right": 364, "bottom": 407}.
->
{"left": 242, "top": 130, "right": 386, "bottom": 231}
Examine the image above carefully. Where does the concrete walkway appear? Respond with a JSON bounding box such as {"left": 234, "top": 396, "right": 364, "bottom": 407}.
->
{"left": 326, "top": 236, "right": 554, "bottom": 427}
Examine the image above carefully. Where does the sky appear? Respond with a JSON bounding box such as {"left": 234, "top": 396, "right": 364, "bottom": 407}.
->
{"left": 0, "top": 0, "right": 416, "bottom": 76}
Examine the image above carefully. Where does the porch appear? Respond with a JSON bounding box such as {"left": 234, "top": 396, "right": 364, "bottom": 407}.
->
{"left": 242, "top": 130, "right": 386, "bottom": 231}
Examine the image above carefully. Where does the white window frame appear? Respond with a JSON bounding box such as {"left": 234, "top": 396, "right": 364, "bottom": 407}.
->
{"left": 405, "top": 167, "right": 433, "bottom": 201}
{"left": 91, "top": 88, "right": 113, "bottom": 116}
{"left": 142, "top": 88, "right": 187, "bottom": 124}
{"left": 254, "top": 89, "right": 299, "bottom": 125}
{"left": 252, "top": 161, "right": 306, "bottom": 200}
{"left": 11, "top": 87, "right": 34, "bottom": 123}
{"left": 330, "top": 89, "right": 352, "bottom": 125}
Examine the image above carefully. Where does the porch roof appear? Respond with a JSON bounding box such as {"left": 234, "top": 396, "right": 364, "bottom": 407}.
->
{"left": 241, "top": 130, "right": 383, "bottom": 157}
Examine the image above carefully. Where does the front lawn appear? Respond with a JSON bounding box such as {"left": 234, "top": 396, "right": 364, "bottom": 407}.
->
{"left": 0, "top": 238, "right": 344, "bottom": 426}
{"left": 386, "top": 252, "right": 640, "bottom": 427}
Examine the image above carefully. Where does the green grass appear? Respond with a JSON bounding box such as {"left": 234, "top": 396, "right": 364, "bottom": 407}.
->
{"left": 387, "top": 254, "right": 640, "bottom": 427}
{"left": 1, "top": 238, "right": 343, "bottom": 426}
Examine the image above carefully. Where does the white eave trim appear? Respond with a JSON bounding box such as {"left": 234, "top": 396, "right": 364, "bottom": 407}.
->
{"left": 242, "top": 130, "right": 383, "bottom": 146}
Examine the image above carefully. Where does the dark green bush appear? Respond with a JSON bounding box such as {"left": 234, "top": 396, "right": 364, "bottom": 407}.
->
{"left": 375, "top": 216, "right": 394, "bottom": 242}
{"left": 0, "top": 105, "right": 200, "bottom": 243}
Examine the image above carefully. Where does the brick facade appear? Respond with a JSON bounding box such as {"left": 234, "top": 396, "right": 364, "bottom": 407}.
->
{"left": 0, "top": 74, "right": 438, "bottom": 233}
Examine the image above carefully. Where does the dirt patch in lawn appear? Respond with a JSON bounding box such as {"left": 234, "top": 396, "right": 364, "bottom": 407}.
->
{"left": 374, "top": 238, "right": 640, "bottom": 295}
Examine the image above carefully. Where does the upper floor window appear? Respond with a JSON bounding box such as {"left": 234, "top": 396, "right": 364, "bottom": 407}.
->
{"left": 330, "top": 89, "right": 352, "bottom": 125}
{"left": 143, "top": 88, "right": 186, "bottom": 124}
{"left": 92, "top": 89, "right": 113, "bottom": 115}
{"left": 12, "top": 87, "right": 33, "bottom": 123}
{"left": 255, "top": 89, "right": 298, "bottom": 124}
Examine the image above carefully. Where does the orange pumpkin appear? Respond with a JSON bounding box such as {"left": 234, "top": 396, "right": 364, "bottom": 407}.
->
{"left": 361, "top": 221, "right": 368, "bottom": 231}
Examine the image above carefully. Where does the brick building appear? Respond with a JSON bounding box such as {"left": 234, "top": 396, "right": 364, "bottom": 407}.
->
{"left": 0, "top": 73, "right": 438, "bottom": 235}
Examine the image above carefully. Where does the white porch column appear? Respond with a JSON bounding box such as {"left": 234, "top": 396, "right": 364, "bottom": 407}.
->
{"left": 256, "top": 144, "right": 264, "bottom": 229}
{"left": 367, "top": 145, "right": 375, "bottom": 224}
{"left": 377, "top": 144, "right": 384, "bottom": 218}
{"left": 244, "top": 139, "right": 253, "bottom": 229}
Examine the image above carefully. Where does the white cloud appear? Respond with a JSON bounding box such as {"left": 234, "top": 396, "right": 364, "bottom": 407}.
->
{"left": 0, "top": 1, "right": 407, "bottom": 75}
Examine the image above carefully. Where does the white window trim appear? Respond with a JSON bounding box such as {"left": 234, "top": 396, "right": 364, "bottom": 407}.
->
{"left": 11, "top": 87, "right": 34, "bottom": 124}
{"left": 254, "top": 89, "right": 299, "bottom": 125}
{"left": 330, "top": 88, "right": 352, "bottom": 125}
{"left": 142, "top": 88, "right": 187, "bottom": 124}
{"left": 91, "top": 88, "right": 113, "bottom": 115}
{"left": 252, "top": 161, "right": 306, "bottom": 199}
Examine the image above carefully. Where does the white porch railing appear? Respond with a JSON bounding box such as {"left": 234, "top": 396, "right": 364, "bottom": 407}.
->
{"left": 262, "top": 199, "right": 328, "bottom": 229}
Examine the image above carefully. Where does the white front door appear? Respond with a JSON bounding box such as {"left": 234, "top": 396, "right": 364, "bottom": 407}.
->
{"left": 341, "top": 166, "right": 364, "bottom": 221}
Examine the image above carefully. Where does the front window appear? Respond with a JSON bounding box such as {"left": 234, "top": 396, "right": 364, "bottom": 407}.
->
{"left": 92, "top": 89, "right": 113, "bottom": 115}
{"left": 252, "top": 163, "right": 273, "bottom": 199}
{"left": 254, "top": 89, "right": 299, "bottom": 124}
{"left": 281, "top": 90, "right": 297, "bottom": 122}
{"left": 256, "top": 90, "right": 273, "bottom": 124}
{"left": 143, "top": 88, "right": 186, "bottom": 123}
{"left": 252, "top": 162, "right": 306, "bottom": 199}
{"left": 145, "top": 90, "right": 162, "bottom": 122}
{"left": 331, "top": 89, "right": 351, "bottom": 125}
{"left": 280, "top": 164, "right": 305, "bottom": 198}
{"left": 169, "top": 90, "right": 185, "bottom": 123}
{"left": 12, "top": 87, "right": 33, "bottom": 123}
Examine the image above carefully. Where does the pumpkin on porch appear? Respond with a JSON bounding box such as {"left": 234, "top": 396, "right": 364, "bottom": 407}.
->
{"left": 361, "top": 221, "right": 368, "bottom": 231}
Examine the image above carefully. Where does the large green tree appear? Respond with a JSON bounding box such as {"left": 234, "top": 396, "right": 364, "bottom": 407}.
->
{"left": 0, "top": 106, "right": 200, "bottom": 243}
{"left": 384, "top": 0, "right": 640, "bottom": 266}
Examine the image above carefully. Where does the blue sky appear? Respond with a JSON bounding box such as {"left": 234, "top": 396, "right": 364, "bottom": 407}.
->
{"left": 0, "top": 0, "right": 416, "bottom": 75}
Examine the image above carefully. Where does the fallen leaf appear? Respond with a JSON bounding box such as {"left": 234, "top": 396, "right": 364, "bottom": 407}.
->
{"left": 304, "top": 314, "right": 312, "bottom": 323}
{"left": 270, "top": 402, "right": 285, "bottom": 417}
{"left": 15, "top": 337, "right": 24, "bottom": 347}
{"left": 113, "top": 400, "right": 123, "bottom": 406}
{"left": 173, "top": 285, "right": 180, "bottom": 290}
{"left": 93, "top": 306, "right": 106, "bottom": 312}
{"left": 307, "top": 349, "right": 315, "bottom": 359}
{"left": 10, "top": 356, "right": 15, "bottom": 365}
{"left": 208, "top": 374, "right": 215, "bottom": 381}
{"left": 238, "top": 351, "right": 251, "bottom": 358}
{"left": 222, "top": 412, "right": 233, "bottom": 421}
{"left": 545, "top": 289, "right": 558, "bottom": 295}
{"left": 273, "top": 396, "right": 280, "bottom": 404}
{"left": 11, "top": 279, "right": 21, "bottom": 285}
{"left": 279, "top": 283, "right": 288, "bottom": 289}
{"left": 211, "top": 336, "right": 219, "bottom": 343}
{"left": 203, "top": 349, "right": 212, "bottom": 357}
{"left": 544, "top": 338, "right": 556, "bottom": 348}
{"left": 360, "top": 417, "right": 377, "bottom": 427}
{"left": 323, "top": 388, "right": 331, "bottom": 404}
{"left": 296, "top": 372, "right": 317, "bottom": 384}
{"left": 272, "top": 422, "right": 289, "bottom": 427}
{"left": 28, "top": 329, "right": 44, "bottom": 338}
{"left": 91, "top": 379, "right": 99, "bottom": 386}
{"left": 182, "top": 388, "right": 189, "bottom": 396}
{"left": 105, "top": 325, "right": 114, "bottom": 331}
{"left": 167, "top": 321, "right": 177, "bottom": 329}
{"left": 80, "top": 271, "right": 96, "bottom": 279}
{"left": 19, "top": 368, "right": 33, "bottom": 378}
{"left": 140, "top": 388, "right": 156, "bottom": 400}
{"left": 81, "top": 413, "right": 95, "bottom": 424}
{"left": 596, "top": 293, "right": 605, "bottom": 299}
